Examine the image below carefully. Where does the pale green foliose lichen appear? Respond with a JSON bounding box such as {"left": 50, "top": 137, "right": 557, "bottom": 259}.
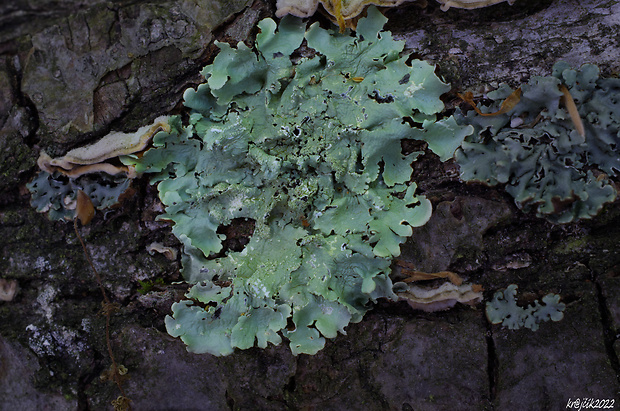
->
{"left": 455, "top": 62, "right": 620, "bottom": 223}
{"left": 124, "top": 7, "right": 470, "bottom": 356}
{"left": 486, "top": 284, "right": 565, "bottom": 331}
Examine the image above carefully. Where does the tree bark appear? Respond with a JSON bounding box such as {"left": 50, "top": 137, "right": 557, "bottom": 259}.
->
{"left": 0, "top": 0, "right": 619, "bottom": 409}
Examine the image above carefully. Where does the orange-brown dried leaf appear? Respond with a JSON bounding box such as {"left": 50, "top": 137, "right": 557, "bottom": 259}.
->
{"left": 559, "top": 84, "right": 585, "bottom": 137}
{"left": 76, "top": 190, "right": 95, "bottom": 225}
{"left": 459, "top": 87, "right": 521, "bottom": 116}
{"left": 401, "top": 270, "right": 463, "bottom": 285}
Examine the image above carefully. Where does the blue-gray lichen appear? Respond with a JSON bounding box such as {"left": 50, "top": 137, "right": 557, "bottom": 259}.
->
{"left": 486, "top": 284, "right": 565, "bottom": 331}
{"left": 27, "top": 171, "right": 130, "bottom": 221}
{"left": 455, "top": 62, "right": 619, "bottom": 223}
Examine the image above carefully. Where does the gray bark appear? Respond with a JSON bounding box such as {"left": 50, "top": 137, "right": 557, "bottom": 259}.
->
{"left": 0, "top": 0, "right": 619, "bottom": 409}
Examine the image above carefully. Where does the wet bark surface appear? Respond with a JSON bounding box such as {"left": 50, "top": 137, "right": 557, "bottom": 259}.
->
{"left": 1, "top": 0, "right": 619, "bottom": 409}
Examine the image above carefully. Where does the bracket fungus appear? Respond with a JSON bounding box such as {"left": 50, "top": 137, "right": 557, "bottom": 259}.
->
{"left": 147, "top": 242, "right": 178, "bottom": 261}
{"left": 436, "top": 0, "right": 515, "bottom": 11}
{"left": 394, "top": 281, "right": 483, "bottom": 312}
{"left": 393, "top": 264, "right": 482, "bottom": 312}
{"left": 37, "top": 116, "right": 170, "bottom": 179}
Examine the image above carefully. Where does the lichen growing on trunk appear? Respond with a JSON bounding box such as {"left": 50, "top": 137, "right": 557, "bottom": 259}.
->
{"left": 122, "top": 7, "right": 470, "bottom": 356}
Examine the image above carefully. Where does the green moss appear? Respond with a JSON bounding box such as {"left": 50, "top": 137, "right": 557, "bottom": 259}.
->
{"left": 137, "top": 278, "right": 165, "bottom": 294}
{"left": 552, "top": 237, "right": 590, "bottom": 255}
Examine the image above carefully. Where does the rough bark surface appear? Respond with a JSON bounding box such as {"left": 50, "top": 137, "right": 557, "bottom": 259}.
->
{"left": 1, "top": 0, "right": 619, "bottom": 410}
